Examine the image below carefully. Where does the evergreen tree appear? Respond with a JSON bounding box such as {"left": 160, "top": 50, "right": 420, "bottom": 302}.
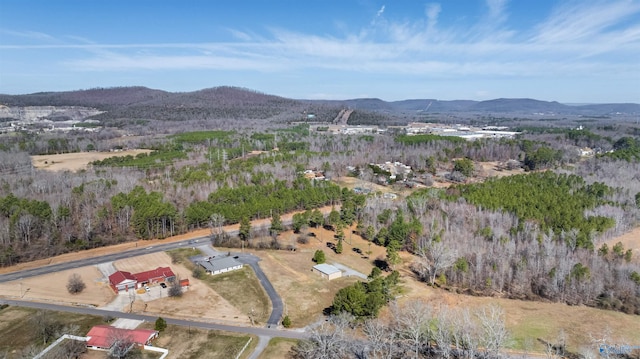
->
{"left": 155, "top": 317, "right": 167, "bottom": 332}
{"left": 336, "top": 238, "right": 343, "bottom": 254}
{"left": 239, "top": 216, "right": 251, "bottom": 241}
{"left": 270, "top": 212, "right": 284, "bottom": 236}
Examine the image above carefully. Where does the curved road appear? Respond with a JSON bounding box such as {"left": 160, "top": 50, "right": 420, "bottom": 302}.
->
{"left": 233, "top": 253, "right": 284, "bottom": 327}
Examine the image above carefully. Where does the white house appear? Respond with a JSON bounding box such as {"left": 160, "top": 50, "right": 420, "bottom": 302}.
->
{"left": 198, "top": 256, "right": 243, "bottom": 275}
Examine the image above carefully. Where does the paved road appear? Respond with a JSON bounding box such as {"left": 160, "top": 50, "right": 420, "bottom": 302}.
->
{"left": 0, "top": 232, "right": 242, "bottom": 283}
{"left": 233, "top": 252, "right": 284, "bottom": 328}
{"left": 0, "top": 298, "right": 309, "bottom": 340}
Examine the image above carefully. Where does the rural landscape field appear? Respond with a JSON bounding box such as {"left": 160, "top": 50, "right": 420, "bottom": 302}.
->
{"left": 0, "top": 85, "right": 639, "bottom": 359}
{"left": 1, "top": 1, "right": 640, "bottom": 358}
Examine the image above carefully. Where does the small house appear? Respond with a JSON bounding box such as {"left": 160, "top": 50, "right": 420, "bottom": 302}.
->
{"left": 198, "top": 256, "right": 243, "bottom": 275}
{"left": 86, "top": 325, "right": 158, "bottom": 351}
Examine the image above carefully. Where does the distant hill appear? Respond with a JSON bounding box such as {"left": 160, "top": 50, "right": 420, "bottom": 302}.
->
{"left": 309, "top": 97, "right": 640, "bottom": 116}
{"left": 1, "top": 87, "right": 638, "bottom": 122}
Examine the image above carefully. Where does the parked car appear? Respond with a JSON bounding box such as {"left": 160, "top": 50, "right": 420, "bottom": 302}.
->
{"left": 160, "top": 283, "right": 167, "bottom": 288}
{"left": 144, "top": 285, "right": 150, "bottom": 292}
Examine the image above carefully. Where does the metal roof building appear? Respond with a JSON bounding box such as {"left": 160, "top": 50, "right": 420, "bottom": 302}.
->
{"left": 198, "top": 256, "right": 243, "bottom": 275}
{"left": 313, "top": 263, "right": 342, "bottom": 280}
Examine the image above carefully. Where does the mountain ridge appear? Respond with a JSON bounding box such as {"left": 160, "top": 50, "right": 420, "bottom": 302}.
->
{"left": 0, "top": 86, "right": 638, "bottom": 116}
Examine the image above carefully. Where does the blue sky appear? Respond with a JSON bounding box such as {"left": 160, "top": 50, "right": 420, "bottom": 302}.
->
{"left": 1, "top": 0, "right": 639, "bottom": 103}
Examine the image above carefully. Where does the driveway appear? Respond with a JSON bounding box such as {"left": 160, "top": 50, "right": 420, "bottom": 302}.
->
{"left": 229, "top": 252, "right": 284, "bottom": 328}
{"left": 331, "top": 262, "right": 368, "bottom": 279}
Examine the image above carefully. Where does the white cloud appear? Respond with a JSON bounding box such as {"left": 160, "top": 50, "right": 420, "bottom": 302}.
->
{"left": 3, "top": 1, "right": 639, "bottom": 85}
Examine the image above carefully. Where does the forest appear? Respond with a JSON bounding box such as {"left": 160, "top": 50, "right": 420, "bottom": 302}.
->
{"left": 0, "top": 87, "right": 639, "bottom": 320}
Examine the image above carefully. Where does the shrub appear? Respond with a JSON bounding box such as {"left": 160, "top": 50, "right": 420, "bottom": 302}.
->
{"left": 155, "top": 317, "right": 167, "bottom": 332}
{"left": 282, "top": 315, "right": 291, "bottom": 328}
{"left": 67, "top": 273, "right": 86, "bottom": 294}
{"left": 313, "top": 250, "right": 326, "bottom": 264}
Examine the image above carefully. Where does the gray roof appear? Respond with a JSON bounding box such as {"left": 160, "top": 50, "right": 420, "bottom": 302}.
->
{"left": 313, "top": 263, "right": 341, "bottom": 275}
{"left": 198, "top": 256, "right": 243, "bottom": 273}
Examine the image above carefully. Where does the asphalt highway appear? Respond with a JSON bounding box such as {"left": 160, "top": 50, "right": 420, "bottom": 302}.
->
{"left": 0, "top": 232, "right": 239, "bottom": 283}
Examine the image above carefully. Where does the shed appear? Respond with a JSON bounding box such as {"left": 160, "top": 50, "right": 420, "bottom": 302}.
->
{"left": 198, "top": 256, "right": 243, "bottom": 275}
{"left": 313, "top": 263, "right": 342, "bottom": 280}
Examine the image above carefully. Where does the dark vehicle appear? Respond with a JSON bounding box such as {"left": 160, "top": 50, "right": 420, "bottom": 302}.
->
{"left": 160, "top": 283, "right": 167, "bottom": 288}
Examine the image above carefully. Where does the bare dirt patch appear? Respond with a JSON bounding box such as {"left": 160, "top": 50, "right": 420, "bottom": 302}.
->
{"left": 0, "top": 266, "right": 114, "bottom": 307}
{"left": 476, "top": 161, "right": 525, "bottom": 179}
{"left": 31, "top": 149, "right": 152, "bottom": 172}
{"left": 114, "top": 252, "right": 250, "bottom": 325}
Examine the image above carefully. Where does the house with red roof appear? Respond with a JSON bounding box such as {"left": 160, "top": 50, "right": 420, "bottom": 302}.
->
{"left": 86, "top": 325, "right": 158, "bottom": 351}
{"left": 108, "top": 266, "right": 175, "bottom": 292}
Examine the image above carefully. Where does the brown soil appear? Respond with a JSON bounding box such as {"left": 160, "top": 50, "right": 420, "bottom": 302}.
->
{"left": 31, "top": 149, "right": 152, "bottom": 172}
{"left": 0, "top": 266, "right": 114, "bottom": 307}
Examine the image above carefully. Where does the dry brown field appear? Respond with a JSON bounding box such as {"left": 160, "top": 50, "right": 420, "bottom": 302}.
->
{"left": 220, "top": 225, "right": 385, "bottom": 328}
{"left": 0, "top": 266, "right": 114, "bottom": 307}
{"left": 31, "top": 149, "right": 152, "bottom": 172}
{"left": 392, "top": 253, "right": 640, "bottom": 353}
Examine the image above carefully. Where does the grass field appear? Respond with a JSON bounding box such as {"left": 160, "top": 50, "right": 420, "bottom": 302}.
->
{"left": 138, "top": 323, "right": 257, "bottom": 359}
{"left": 204, "top": 267, "right": 271, "bottom": 324}
{"left": 167, "top": 248, "right": 271, "bottom": 324}
{"left": 0, "top": 305, "right": 105, "bottom": 358}
{"left": 258, "top": 337, "right": 299, "bottom": 359}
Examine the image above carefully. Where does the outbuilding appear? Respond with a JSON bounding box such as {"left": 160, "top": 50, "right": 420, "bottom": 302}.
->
{"left": 313, "top": 263, "right": 342, "bottom": 280}
{"left": 198, "top": 256, "right": 243, "bottom": 275}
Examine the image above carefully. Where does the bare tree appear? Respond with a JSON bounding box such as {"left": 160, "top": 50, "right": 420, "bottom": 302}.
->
{"left": 108, "top": 329, "right": 135, "bottom": 359}
{"left": 476, "top": 304, "right": 509, "bottom": 359}
{"left": 168, "top": 276, "right": 183, "bottom": 297}
{"left": 390, "top": 300, "right": 432, "bottom": 358}
{"left": 413, "top": 240, "right": 457, "bottom": 286}
{"left": 362, "top": 318, "right": 398, "bottom": 359}
{"left": 66, "top": 273, "right": 86, "bottom": 294}
{"left": 291, "top": 314, "right": 353, "bottom": 359}
{"left": 433, "top": 307, "right": 453, "bottom": 359}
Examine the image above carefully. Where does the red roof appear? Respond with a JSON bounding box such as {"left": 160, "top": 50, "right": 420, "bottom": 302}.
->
{"left": 134, "top": 267, "right": 175, "bottom": 283}
{"left": 108, "top": 271, "right": 136, "bottom": 286}
{"left": 86, "top": 325, "right": 158, "bottom": 349}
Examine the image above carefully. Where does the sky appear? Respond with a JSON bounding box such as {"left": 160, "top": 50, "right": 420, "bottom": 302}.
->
{"left": 0, "top": 0, "right": 639, "bottom": 103}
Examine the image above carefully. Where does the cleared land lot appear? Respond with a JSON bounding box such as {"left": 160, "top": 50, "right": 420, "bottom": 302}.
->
{"left": 0, "top": 265, "right": 114, "bottom": 307}
{"left": 31, "top": 149, "right": 152, "bottom": 172}
{"left": 114, "top": 252, "right": 251, "bottom": 325}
